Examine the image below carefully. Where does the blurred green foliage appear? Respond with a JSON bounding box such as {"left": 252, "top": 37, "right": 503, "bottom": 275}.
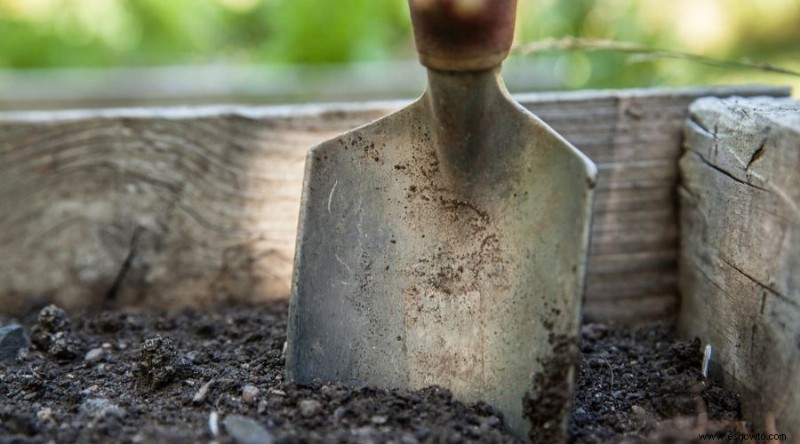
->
{"left": 0, "top": 0, "right": 798, "bottom": 89}
{"left": 0, "top": 0, "right": 413, "bottom": 67}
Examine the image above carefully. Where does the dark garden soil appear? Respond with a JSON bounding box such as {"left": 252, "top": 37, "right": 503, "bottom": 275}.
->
{"left": 0, "top": 302, "right": 748, "bottom": 443}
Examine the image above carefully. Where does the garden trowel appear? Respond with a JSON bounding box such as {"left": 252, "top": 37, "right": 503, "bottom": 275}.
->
{"left": 287, "top": 0, "right": 596, "bottom": 439}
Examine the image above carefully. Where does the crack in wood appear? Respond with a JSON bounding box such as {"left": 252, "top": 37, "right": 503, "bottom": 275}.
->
{"left": 0, "top": 86, "right": 789, "bottom": 319}
{"left": 677, "top": 184, "right": 699, "bottom": 204}
{"left": 719, "top": 257, "right": 798, "bottom": 310}
{"left": 104, "top": 226, "right": 144, "bottom": 304}
{"left": 746, "top": 138, "right": 768, "bottom": 171}
{"left": 681, "top": 96, "right": 799, "bottom": 440}
{"left": 689, "top": 150, "right": 770, "bottom": 193}
{"left": 687, "top": 253, "right": 731, "bottom": 297}
{"left": 686, "top": 115, "right": 716, "bottom": 140}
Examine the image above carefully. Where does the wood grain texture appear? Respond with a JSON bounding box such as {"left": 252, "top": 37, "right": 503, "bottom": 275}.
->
{"left": 678, "top": 96, "right": 799, "bottom": 440}
{"left": 0, "top": 86, "right": 789, "bottom": 321}
{"left": 526, "top": 86, "right": 789, "bottom": 322}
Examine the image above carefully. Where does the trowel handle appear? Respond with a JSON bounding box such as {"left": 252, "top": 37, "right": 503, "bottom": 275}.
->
{"left": 408, "top": 0, "right": 517, "bottom": 72}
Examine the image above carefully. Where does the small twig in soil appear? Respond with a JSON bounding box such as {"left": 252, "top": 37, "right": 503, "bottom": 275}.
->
{"left": 513, "top": 37, "right": 800, "bottom": 78}
{"left": 601, "top": 356, "right": 614, "bottom": 390}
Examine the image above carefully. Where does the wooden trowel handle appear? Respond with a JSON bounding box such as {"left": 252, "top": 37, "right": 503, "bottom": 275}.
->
{"left": 408, "top": 0, "right": 517, "bottom": 71}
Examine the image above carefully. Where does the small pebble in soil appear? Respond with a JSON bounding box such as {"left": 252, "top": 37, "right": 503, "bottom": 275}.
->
{"left": 223, "top": 414, "right": 273, "bottom": 444}
{"left": 79, "top": 398, "right": 126, "bottom": 421}
{"left": 84, "top": 347, "right": 104, "bottom": 362}
{"left": 193, "top": 379, "right": 214, "bottom": 404}
{"left": 0, "top": 324, "right": 29, "bottom": 362}
{"left": 242, "top": 384, "right": 260, "bottom": 405}
{"left": 298, "top": 399, "right": 322, "bottom": 418}
{"left": 36, "top": 407, "right": 54, "bottom": 422}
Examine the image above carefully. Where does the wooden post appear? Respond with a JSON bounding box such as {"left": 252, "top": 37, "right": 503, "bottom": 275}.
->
{"left": 0, "top": 86, "right": 789, "bottom": 322}
{"left": 679, "top": 96, "right": 799, "bottom": 439}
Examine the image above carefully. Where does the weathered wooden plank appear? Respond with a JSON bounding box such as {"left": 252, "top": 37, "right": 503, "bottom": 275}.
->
{"left": 591, "top": 207, "right": 675, "bottom": 233}
{"left": 586, "top": 270, "right": 678, "bottom": 300}
{"left": 678, "top": 96, "right": 799, "bottom": 439}
{"left": 533, "top": 87, "right": 791, "bottom": 322}
{"left": 584, "top": 294, "right": 678, "bottom": 323}
{"left": 593, "top": 186, "right": 676, "bottom": 214}
{"left": 589, "top": 225, "right": 679, "bottom": 256}
{"left": 0, "top": 106, "right": 395, "bottom": 314}
{"left": 0, "top": 86, "right": 789, "bottom": 322}
{"left": 586, "top": 249, "right": 677, "bottom": 274}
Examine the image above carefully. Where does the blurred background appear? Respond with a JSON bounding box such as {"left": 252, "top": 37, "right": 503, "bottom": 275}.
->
{"left": 0, "top": 0, "right": 797, "bottom": 109}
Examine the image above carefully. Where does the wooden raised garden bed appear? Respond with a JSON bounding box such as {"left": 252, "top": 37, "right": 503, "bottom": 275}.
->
{"left": 0, "top": 85, "right": 796, "bottom": 442}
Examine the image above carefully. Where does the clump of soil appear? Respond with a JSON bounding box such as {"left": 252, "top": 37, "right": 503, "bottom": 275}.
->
{"left": 29, "top": 305, "right": 83, "bottom": 361}
{"left": 524, "top": 335, "right": 580, "bottom": 444}
{"left": 136, "top": 336, "right": 193, "bottom": 389}
{"left": 0, "top": 302, "right": 747, "bottom": 443}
